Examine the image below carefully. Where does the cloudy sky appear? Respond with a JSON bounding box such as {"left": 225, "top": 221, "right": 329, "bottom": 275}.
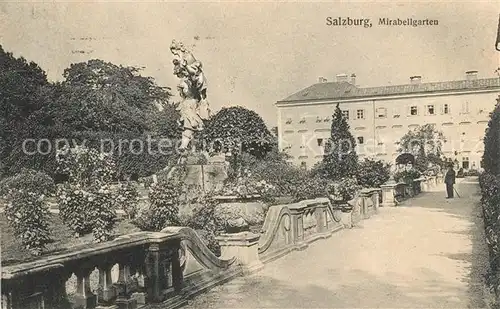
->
{"left": 1, "top": 1, "right": 499, "bottom": 127}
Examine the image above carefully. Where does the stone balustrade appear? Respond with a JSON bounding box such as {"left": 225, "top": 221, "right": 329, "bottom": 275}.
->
{"left": 381, "top": 176, "right": 438, "bottom": 207}
{"left": 1, "top": 182, "right": 432, "bottom": 309}
{"left": 1, "top": 229, "right": 237, "bottom": 309}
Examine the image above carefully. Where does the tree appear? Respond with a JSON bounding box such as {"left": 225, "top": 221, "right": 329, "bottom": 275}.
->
{"left": 1, "top": 56, "right": 180, "bottom": 178}
{"left": 204, "top": 106, "right": 273, "bottom": 178}
{"left": 0, "top": 45, "right": 51, "bottom": 177}
{"left": 318, "top": 103, "right": 359, "bottom": 180}
{"left": 398, "top": 124, "right": 446, "bottom": 172}
{"left": 481, "top": 96, "right": 500, "bottom": 176}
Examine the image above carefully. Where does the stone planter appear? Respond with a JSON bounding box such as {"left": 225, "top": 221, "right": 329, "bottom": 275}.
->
{"left": 213, "top": 195, "right": 267, "bottom": 233}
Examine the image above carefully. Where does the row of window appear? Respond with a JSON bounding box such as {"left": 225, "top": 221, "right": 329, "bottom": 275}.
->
{"left": 294, "top": 135, "right": 482, "bottom": 150}
{"left": 297, "top": 157, "right": 478, "bottom": 170}
{"left": 284, "top": 102, "right": 486, "bottom": 124}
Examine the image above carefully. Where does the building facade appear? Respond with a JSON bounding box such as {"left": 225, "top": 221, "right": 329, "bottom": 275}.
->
{"left": 276, "top": 72, "right": 500, "bottom": 170}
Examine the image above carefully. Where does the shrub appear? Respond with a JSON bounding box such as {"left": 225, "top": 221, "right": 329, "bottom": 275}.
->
{"left": 56, "top": 145, "right": 118, "bottom": 241}
{"left": 0, "top": 169, "right": 55, "bottom": 255}
{"left": 291, "top": 175, "right": 330, "bottom": 202}
{"left": 57, "top": 184, "right": 94, "bottom": 236}
{"left": 115, "top": 181, "right": 140, "bottom": 219}
{"left": 182, "top": 195, "right": 224, "bottom": 256}
{"left": 393, "top": 168, "right": 421, "bottom": 184}
{"left": 482, "top": 98, "right": 500, "bottom": 176}
{"left": 357, "top": 159, "right": 391, "bottom": 188}
{"left": 56, "top": 145, "right": 116, "bottom": 187}
{"left": 334, "top": 178, "right": 362, "bottom": 201}
{"left": 133, "top": 180, "right": 181, "bottom": 231}
{"left": 57, "top": 184, "right": 118, "bottom": 241}
{"left": 479, "top": 173, "right": 500, "bottom": 270}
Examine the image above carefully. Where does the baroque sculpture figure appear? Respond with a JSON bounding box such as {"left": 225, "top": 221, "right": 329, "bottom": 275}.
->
{"left": 170, "top": 39, "right": 211, "bottom": 163}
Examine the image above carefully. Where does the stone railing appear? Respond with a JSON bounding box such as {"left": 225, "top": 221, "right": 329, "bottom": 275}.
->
{"left": 257, "top": 190, "right": 380, "bottom": 263}
{"left": 256, "top": 197, "right": 345, "bottom": 263}
{"left": 381, "top": 176, "right": 439, "bottom": 206}
{"left": 1, "top": 228, "right": 238, "bottom": 309}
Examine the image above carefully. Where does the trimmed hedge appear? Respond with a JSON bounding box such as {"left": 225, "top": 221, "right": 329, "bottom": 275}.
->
{"left": 479, "top": 96, "right": 500, "bottom": 302}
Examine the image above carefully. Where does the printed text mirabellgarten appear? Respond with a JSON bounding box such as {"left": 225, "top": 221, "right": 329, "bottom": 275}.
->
{"left": 326, "top": 17, "right": 439, "bottom": 28}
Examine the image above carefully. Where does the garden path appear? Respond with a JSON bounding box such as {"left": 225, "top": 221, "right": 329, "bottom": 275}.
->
{"left": 180, "top": 177, "right": 490, "bottom": 308}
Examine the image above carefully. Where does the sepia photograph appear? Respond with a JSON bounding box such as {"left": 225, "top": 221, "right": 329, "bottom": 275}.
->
{"left": 1, "top": 1, "right": 500, "bottom": 308}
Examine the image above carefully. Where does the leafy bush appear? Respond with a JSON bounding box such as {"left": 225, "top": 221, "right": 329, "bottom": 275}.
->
{"left": 357, "top": 159, "right": 391, "bottom": 188}
{"left": 115, "top": 181, "right": 140, "bottom": 219}
{"left": 56, "top": 145, "right": 116, "bottom": 187}
{"left": 479, "top": 173, "right": 500, "bottom": 271}
{"left": 57, "top": 184, "right": 94, "bottom": 236}
{"left": 56, "top": 145, "right": 118, "bottom": 241}
{"left": 482, "top": 99, "right": 500, "bottom": 176}
{"left": 393, "top": 168, "right": 421, "bottom": 184}
{"left": 328, "top": 178, "right": 362, "bottom": 201}
{"left": 0, "top": 169, "right": 55, "bottom": 255}
{"left": 291, "top": 175, "right": 330, "bottom": 202}
{"left": 57, "top": 184, "right": 118, "bottom": 241}
{"left": 133, "top": 180, "right": 181, "bottom": 231}
{"left": 182, "top": 196, "right": 224, "bottom": 256}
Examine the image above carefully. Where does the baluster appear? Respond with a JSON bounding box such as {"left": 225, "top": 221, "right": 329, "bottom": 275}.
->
{"left": 74, "top": 266, "right": 97, "bottom": 309}
{"left": 171, "top": 240, "right": 184, "bottom": 294}
{"left": 96, "top": 262, "right": 116, "bottom": 306}
{"left": 114, "top": 256, "right": 138, "bottom": 309}
{"left": 45, "top": 270, "right": 72, "bottom": 309}
{"left": 145, "top": 244, "right": 163, "bottom": 303}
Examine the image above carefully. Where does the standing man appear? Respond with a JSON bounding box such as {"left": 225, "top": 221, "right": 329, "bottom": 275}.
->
{"left": 444, "top": 164, "right": 456, "bottom": 199}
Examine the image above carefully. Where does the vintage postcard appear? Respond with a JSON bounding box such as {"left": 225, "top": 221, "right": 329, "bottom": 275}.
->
{"left": 1, "top": 2, "right": 500, "bottom": 309}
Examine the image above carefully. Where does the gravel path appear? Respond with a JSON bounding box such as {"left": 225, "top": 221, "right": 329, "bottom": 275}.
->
{"left": 182, "top": 177, "right": 490, "bottom": 308}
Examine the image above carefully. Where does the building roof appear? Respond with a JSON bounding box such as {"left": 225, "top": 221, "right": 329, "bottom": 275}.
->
{"left": 278, "top": 77, "right": 500, "bottom": 103}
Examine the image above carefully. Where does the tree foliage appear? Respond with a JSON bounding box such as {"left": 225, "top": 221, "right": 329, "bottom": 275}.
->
{"left": 204, "top": 106, "right": 273, "bottom": 157}
{"left": 357, "top": 158, "right": 391, "bottom": 188}
{"left": 398, "top": 124, "right": 446, "bottom": 172}
{"left": 317, "top": 103, "right": 359, "bottom": 180}
{"left": 0, "top": 45, "right": 50, "bottom": 177}
{"left": 482, "top": 97, "right": 500, "bottom": 176}
{"left": 0, "top": 50, "right": 180, "bottom": 178}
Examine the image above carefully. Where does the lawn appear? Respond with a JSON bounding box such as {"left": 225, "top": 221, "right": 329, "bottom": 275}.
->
{"left": 0, "top": 213, "right": 141, "bottom": 265}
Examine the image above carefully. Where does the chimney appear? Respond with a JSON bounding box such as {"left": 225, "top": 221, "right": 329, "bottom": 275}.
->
{"left": 350, "top": 73, "right": 356, "bottom": 85}
{"left": 410, "top": 75, "right": 422, "bottom": 84}
{"left": 466, "top": 70, "right": 478, "bottom": 80}
{"left": 336, "top": 73, "right": 348, "bottom": 83}
{"left": 318, "top": 76, "right": 327, "bottom": 83}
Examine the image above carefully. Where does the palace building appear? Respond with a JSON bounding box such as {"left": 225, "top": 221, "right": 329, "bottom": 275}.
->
{"left": 276, "top": 72, "right": 500, "bottom": 170}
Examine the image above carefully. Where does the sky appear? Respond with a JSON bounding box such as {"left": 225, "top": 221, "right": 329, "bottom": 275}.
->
{"left": 1, "top": 1, "right": 499, "bottom": 127}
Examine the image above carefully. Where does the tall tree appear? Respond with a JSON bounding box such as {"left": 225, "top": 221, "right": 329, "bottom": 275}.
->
{"left": 0, "top": 45, "right": 50, "bottom": 177}
{"left": 320, "top": 103, "right": 359, "bottom": 180}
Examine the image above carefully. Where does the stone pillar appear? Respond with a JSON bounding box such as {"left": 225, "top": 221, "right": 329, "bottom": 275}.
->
{"left": 74, "top": 267, "right": 97, "bottom": 309}
{"left": 114, "top": 261, "right": 138, "bottom": 309}
{"left": 96, "top": 263, "right": 116, "bottom": 307}
{"left": 371, "top": 191, "right": 379, "bottom": 213}
{"left": 381, "top": 184, "right": 397, "bottom": 207}
{"left": 339, "top": 211, "right": 352, "bottom": 228}
{"left": 145, "top": 244, "right": 162, "bottom": 303}
{"left": 216, "top": 232, "right": 264, "bottom": 274}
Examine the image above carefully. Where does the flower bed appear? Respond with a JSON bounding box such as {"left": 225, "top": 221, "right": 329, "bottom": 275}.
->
{"left": 0, "top": 213, "right": 139, "bottom": 265}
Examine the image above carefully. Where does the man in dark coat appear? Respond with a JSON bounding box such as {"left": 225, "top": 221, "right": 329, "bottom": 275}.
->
{"left": 444, "top": 165, "right": 456, "bottom": 199}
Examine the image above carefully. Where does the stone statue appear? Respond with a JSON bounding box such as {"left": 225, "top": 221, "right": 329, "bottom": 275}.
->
{"left": 170, "top": 40, "right": 211, "bottom": 161}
